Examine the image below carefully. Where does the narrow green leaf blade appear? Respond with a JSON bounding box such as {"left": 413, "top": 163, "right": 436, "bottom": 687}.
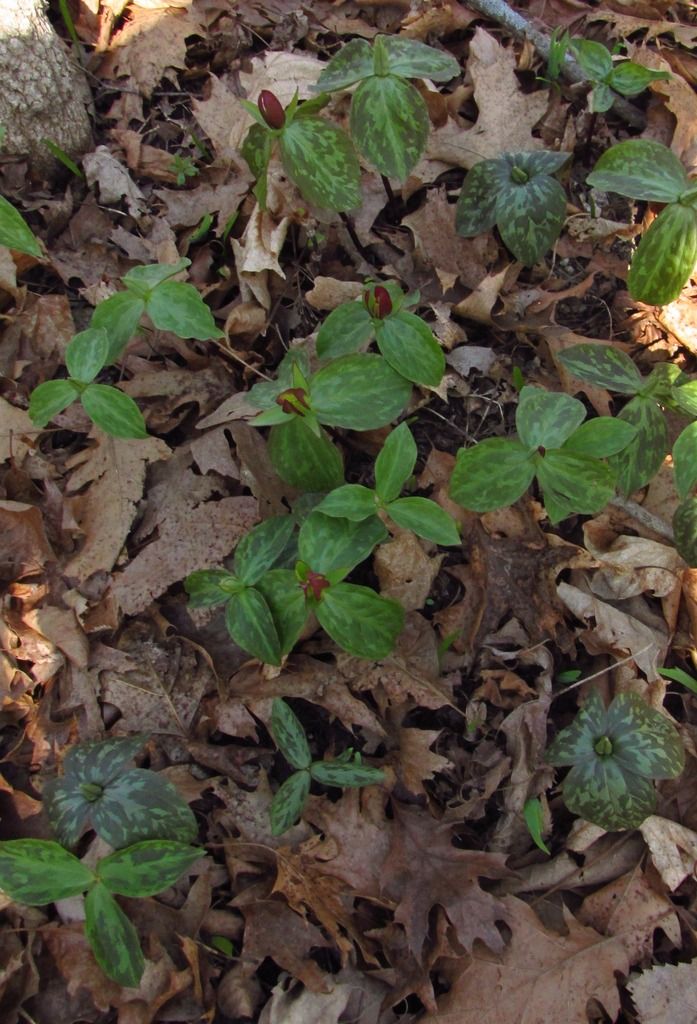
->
{"left": 84, "top": 883, "right": 144, "bottom": 988}
{"left": 381, "top": 36, "right": 459, "bottom": 81}
{"left": 562, "top": 417, "right": 637, "bottom": 458}
{"left": 455, "top": 159, "right": 505, "bottom": 237}
{"left": 0, "top": 195, "right": 42, "bottom": 257}
{"left": 0, "top": 840, "right": 94, "bottom": 904}
{"left": 314, "top": 38, "right": 374, "bottom": 91}
{"left": 628, "top": 203, "right": 697, "bottom": 306}
{"left": 375, "top": 421, "right": 417, "bottom": 503}
{"left": 516, "top": 386, "right": 587, "bottom": 450}
{"left": 659, "top": 667, "right": 697, "bottom": 695}
{"left": 299, "top": 510, "right": 387, "bottom": 575}
{"left": 81, "top": 384, "right": 148, "bottom": 439}
{"left": 92, "top": 770, "right": 198, "bottom": 848}
{"left": 449, "top": 438, "right": 535, "bottom": 512}
{"left": 610, "top": 396, "right": 667, "bottom": 495}
{"left": 225, "top": 588, "right": 282, "bottom": 666}
{"left": 315, "top": 484, "right": 377, "bottom": 521}
{"left": 523, "top": 797, "right": 550, "bottom": 855}
{"left": 268, "top": 418, "right": 344, "bottom": 492}
{"left": 270, "top": 699, "right": 311, "bottom": 770}
{"left": 557, "top": 343, "right": 643, "bottom": 394}
{"left": 98, "top": 840, "right": 203, "bottom": 897}
{"left": 65, "top": 328, "right": 110, "bottom": 384}
{"left": 673, "top": 423, "right": 697, "bottom": 501}
{"left": 587, "top": 139, "right": 688, "bottom": 203}
{"left": 280, "top": 118, "right": 361, "bottom": 212}
{"left": 146, "top": 281, "right": 223, "bottom": 340}
{"left": 317, "top": 583, "right": 404, "bottom": 659}
{"left": 350, "top": 76, "right": 428, "bottom": 181}
{"left": 91, "top": 291, "right": 145, "bottom": 364}
{"left": 673, "top": 497, "right": 697, "bottom": 566}
{"left": 29, "top": 379, "right": 79, "bottom": 427}
{"left": 310, "top": 760, "right": 385, "bottom": 787}
{"left": 388, "top": 497, "right": 460, "bottom": 546}
{"left": 255, "top": 569, "right": 307, "bottom": 657}
{"left": 606, "top": 694, "right": 684, "bottom": 780}
{"left": 310, "top": 354, "right": 411, "bottom": 430}
{"left": 376, "top": 312, "right": 445, "bottom": 388}
{"left": 270, "top": 771, "right": 310, "bottom": 835}
{"left": 315, "top": 301, "right": 373, "bottom": 360}
{"left": 233, "top": 516, "right": 296, "bottom": 586}
{"left": 496, "top": 175, "right": 567, "bottom": 265}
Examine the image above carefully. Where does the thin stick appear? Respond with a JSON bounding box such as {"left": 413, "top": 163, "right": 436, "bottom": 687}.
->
{"left": 609, "top": 496, "right": 674, "bottom": 542}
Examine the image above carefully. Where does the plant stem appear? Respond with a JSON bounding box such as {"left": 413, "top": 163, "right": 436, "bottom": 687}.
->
{"left": 339, "top": 211, "right": 375, "bottom": 265}
{"left": 381, "top": 175, "right": 396, "bottom": 205}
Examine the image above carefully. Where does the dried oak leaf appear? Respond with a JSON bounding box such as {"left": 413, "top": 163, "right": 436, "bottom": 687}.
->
{"left": 579, "top": 869, "right": 680, "bottom": 964}
{"left": 240, "top": 899, "right": 334, "bottom": 993}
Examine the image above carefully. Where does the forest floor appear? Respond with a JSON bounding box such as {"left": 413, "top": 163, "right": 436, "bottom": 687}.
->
{"left": 2, "top": 0, "right": 697, "bottom": 1021}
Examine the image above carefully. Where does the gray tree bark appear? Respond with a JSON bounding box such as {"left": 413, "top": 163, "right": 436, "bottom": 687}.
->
{"left": 0, "top": 0, "right": 93, "bottom": 182}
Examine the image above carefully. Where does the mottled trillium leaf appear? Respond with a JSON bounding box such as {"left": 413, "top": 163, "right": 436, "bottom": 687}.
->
{"left": 523, "top": 797, "right": 550, "bottom": 855}
{"left": 81, "top": 384, "right": 148, "bottom": 439}
{"left": 84, "top": 882, "right": 144, "bottom": 988}
{"left": 610, "top": 396, "right": 667, "bottom": 495}
{"left": 455, "top": 159, "right": 505, "bottom": 237}
{"left": 607, "top": 63, "right": 670, "bottom": 97}
{"left": 98, "top": 840, "right": 204, "bottom": 897}
{"left": 65, "top": 328, "right": 110, "bottom": 384}
{"left": 29, "top": 379, "right": 79, "bottom": 427}
{"left": 556, "top": 343, "right": 643, "bottom": 394}
{"left": 225, "top": 588, "right": 281, "bottom": 666}
{"left": 0, "top": 195, "right": 42, "bottom": 257}
{"left": 588, "top": 83, "right": 614, "bottom": 114}
{"left": 270, "top": 699, "right": 311, "bottom": 770}
{"left": 516, "top": 386, "right": 587, "bottom": 451}
{"left": 562, "top": 417, "right": 637, "bottom": 458}
{"left": 255, "top": 569, "right": 307, "bottom": 656}
{"left": 0, "top": 840, "right": 95, "bottom": 904}
{"left": 515, "top": 150, "right": 570, "bottom": 178}
{"left": 375, "top": 421, "right": 418, "bottom": 504}
{"left": 628, "top": 203, "right": 697, "bottom": 306}
{"left": 42, "top": 780, "right": 92, "bottom": 848}
{"left": 546, "top": 689, "right": 607, "bottom": 766}
{"left": 270, "top": 770, "right": 310, "bottom": 835}
{"left": 570, "top": 38, "right": 613, "bottom": 81}
{"left": 185, "top": 569, "right": 241, "bottom": 608}
{"left": 316, "top": 484, "right": 377, "bottom": 521}
{"left": 314, "top": 37, "right": 374, "bottom": 91}
{"left": 449, "top": 438, "right": 535, "bottom": 512}
{"left": 241, "top": 123, "right": 272, "bottom": 209}
{"left": 672, "top": 379, "right": 697, "bottom": 418}
{"left": 310, "top": 354, "right": 412, "bottom": 429}
{"left": 561, "top": 756, "right": 657, "bottom": 831}
{"left": 673, "top": 423, "right": 697, "bottom": 500}
{"left": 495, "top": 174, "right": 567, "bottom": 265}
{"left": 674, "top": 498, "right": 697, "bottom": 566}
{"left": 380, "top": 35, "right": 459, "bottom": 81}
{"left": 299, "top": 510, "right": 387, "bottom": 575}
{"left": 587, "top": 139, "right": 688, "bottom": 204}
{"left": 375, "top": 311, "right": 445, "bottom": 388}
{"left": 91, "top": 291, "right": 146, "bottom": 364}
{"left": 268, "top": 418, "right": 344, "bottom": 492}
{"left": 280, "top": 118, "right": 361, "bottom": 212}
{"left": 63, "top": 735, "right": 146, "bottom": 785}
{"left": 536, "top": 451, "right": 616, "bottom": 524}
{"left": 91, "top": 769, "right": 198, "bottom": 848}
{"left": 350, "top": 75, "right": 428, "bottom": 181}
{"left": 233, "top": 516, "right": 296, "bottom": 586}
{"left": 310, "top": 760, "right": 385, "bottom": 787}
{"left": 606, "top": 694, "right": 684, "bottom": 780}
{"left": 146, "top": 281, "right": 223, "bottom": 339}
{"left": 316, "top": 583, "right": 404, "bottom": 659}
{"left": 316, "top": 301, "right": 374, "bottom": 360}
{"left": 387, "top": 497, "right": 460, "bottom": 546}
{"left": 122, "top": 258, "right": 190, "bottom": 294}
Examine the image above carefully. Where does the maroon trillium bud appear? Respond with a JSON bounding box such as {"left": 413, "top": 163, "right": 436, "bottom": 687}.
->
{"left": 301, "top": 570, "right": 330, "bottom": 602}
{"left": 258, "top": 90, "right": 285, "bottom": 130}
{"left": 364, "top": 284, "right": 392, "bottom": 320}
{"left": 276, "top": 387, "right": 310, "bottom": 416}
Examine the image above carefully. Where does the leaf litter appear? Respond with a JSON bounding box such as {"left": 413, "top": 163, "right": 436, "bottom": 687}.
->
{"left": 1, "top": 0, "right": 697, "bottom": 1021}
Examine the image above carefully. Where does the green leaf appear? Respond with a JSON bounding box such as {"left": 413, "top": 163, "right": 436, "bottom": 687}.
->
{"left": 255, "top": 569, "right": 307, "bottom": 656}
{"left": 65, "top": 328, "right": 110, "bottom": 384}
{"left": 62, "top": 735, "right": 146, "bottom": 786}
{"left": 496, "top": 174, "right": 567, "bottom": 265}
{"left": 310, "top": 760, "right": 385, "bottom": 787}
{"left": 146, "top": 281, "right": 223, "bottom": 340}
{"left": 587, "top": 139, "right": 688, "bottom": 204}
{"left": 225, "top": 587, "right": 282, "bottom": 666}
{"left": 315, "top": 484, "right": 377, "bottom": 521}
{"left": 0, "top": 195, "right": 42, "bottom": 257}
{"left": 98, "top": 840, "right": 204, "bottom": 897}
{"left": 0, "top": 840, "right": 95, "bottom": 904}
{"left": 673, "top": 423, "right": 697, "bottom": 500}
{"left": 381, "top": 36, "right": 460, "bottom": 81}
{"left": 91, "top": 291, "right": 145, "bottom": 364}
{"left": 268, "top": 418, "right": 344, "bottom": 492}
{"left": 607, "top": 62, "right": 670, "bottom": 97}
{"left": 241, "top": 123, "right": 272, "bottom": 209}
{"left": 570, "top": 38, "right": 613, "bottom": 81}
{"left": 588, "top": 83, "right": 614, "bottom": 114}
{"left": 233, "top": 516, "right": 295, "bottom": 586}
{"left": 557, "top": 343, "right": 643, "bottom": 394}
{"left": 387, "top": 497, "right": 460, "bottom": 546}
{"left": 517, "top": 151, "right": 571, "bottom": 177}
{"left": 606, "top": 694, "right": 684, "bottom": 780}
{"left": 84, "top": 883, "right": 144, "bottom": 988}
{"left": 91, "top": 770, "right": 198, "bottom": 848}
{"left": 562, "top": 417, "right": 637, "bottom": 458}
{"left": 523, "top": 797, "right": 550, "bottom": 855}
{"left": 299, "top": 510, "right": 387, "bottom": 575}
{"left": 315, "top": 38, "right": 374, "bottom": 91}
{"left": 561, "top": 755, "right": 657, "bottom": 830}
{"left": 350, "top": 75, "right": 428, "bottom": 181}
{"left": 628, "top": 202, "right": 697, "bottom": 306}
{"left": 81, "top": 384, "right": 148, "bottom": 439}
{"left": 375, "top": 421, "right": 417, "bottom": 503}
{"left": 450, "top": 438, "right": 535, "bottom": 512}
{"left": 185, "top": 569, "right": 240, "bottom": 608}
{"left": 317, "top": 583, "right": 404, "bottom": 659}
{"left": 674, "top": 497, "right": 697, "bottom": 566}
{"left": 270, "top": 770, "right": 310, "bottom": 835}
{"left": 310, "top": 354, "right": 411, "bottom": 430}
{"left": 315, "top": 301, "right": 373, "bottom": 360}
{"left": 29, "top": 379, "right": 79, "bottom": 427}
{"left": 671, "top": 379, "right": 697, "bottom": 417}
{"left": 516, "top": 386, "right": 586, "bottom": 450}
{"left": 546, "top": 689, "right": 607, "bottom": 766}
{"left": 42, "top": 780, "right": 92, "bottom": 849}
{"left": 375, "top": 311, "right": 445, "bottom": 388}
{"left": 610, "top": 396, "right": 667, "bottom": 495}
{"left": 536, "top": 451, "right": 616, "bottom": 524}
{"left": 455, "top": 159, "right": 506, "bottom": 237}
{"left": 643, "top": 362, "right": 682, "bottom": 402}
{"left": 122, "top": 258, "right": 190, "bottom": 295}
{"left": 659, "top": 667, "right": 697, "bottom": 695}
{"left": 280, "top": 118, "right": 361, "bottom": 212}
{"left": 270, "top": 699, "right": 311, "bottom": 770}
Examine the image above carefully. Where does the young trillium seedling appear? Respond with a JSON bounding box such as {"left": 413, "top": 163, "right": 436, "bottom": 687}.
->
{"left": 546, "top": 689, "right": 684, "bottom": 830}
{"left": 268, "top": 699, "right": 385, "bottom": 834}
{"left": 570, "top": 39, "right": 670, "bottom": 114}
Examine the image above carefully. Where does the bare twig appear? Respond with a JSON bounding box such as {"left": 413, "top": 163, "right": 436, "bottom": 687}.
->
{"left": 609, "top": 496, "right": 674, "bottom": 542}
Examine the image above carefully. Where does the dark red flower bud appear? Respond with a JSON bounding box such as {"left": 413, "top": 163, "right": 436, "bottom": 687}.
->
{"left": 364, "top": 284, "right": 392, "bottom": 319}
{"left": 276, "top": 387, "right": 310, "bottom": 416}
{"left": 258, "top": 90, "right": 285, "bottom": 130}
{"left": 301, "top": 570, "right": 330, "bottom": 602}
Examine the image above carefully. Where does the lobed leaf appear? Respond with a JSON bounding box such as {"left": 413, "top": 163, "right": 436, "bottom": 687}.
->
{"left": 315, "top": 484, "right": 378, "bottom": 521}
{"left": 381, "top": 35, "right": 459, "bottom": 82}
{"left": 98, "top": 840, "right": 204, "bottom": 897}
{"left": 146, "top": 281, "right": 223, "bottom": 340}
{"left": 673, "top": 497, "right": 697, "bottom": 566}
{"left": 91, "top": 291, "right": 145, "bottom": 364}
{"left": 316, "top": 301, "right": 374, "bottom": 360}
{"left": 270, "top": 699, "right": 311, "bottom": 770}
{"left": 610, "top": 396, "right": 667, "bottom": 496}
{"left": 255, "top": 569, "right": 308, "bottom": 656}
{"left": 450, "top": 438, "right": 535, "bottom": 512}
{"left": 496, "top": 175, "right": 567, "bottom": 265}
{"left": 673, "top": 423, "right": 697, "bottom": 500}
{"left": 628, "top": 202, "right": 697, "bottom": 306}
{"left": 455, "top": 159, "right": 505, "bottom": 237}
{"left": 606, "top": 694, "right": 684, "bottom": 780}
{"left": 91, "top": 769, "right": 198, "bottom": 848}
{"left": 310, "top": 354, "right": 412, "bottom": 430}
{"left": 562, "top": 417, "right": 637, "bottom": 458}
{"left": 350, "top": 75, "right": 428, "bottom": 181}
{"left": 0, "top": 840, "right": 94, "bottom": 904}
{"left": 0, "top": 194, "right": 42, "bottom": 257}
{"left": 280, "top": 118, "right": 361, "bottom": 212}
{"left": 310, "top": 760, "right": 385, "bottom": 787}
{"left": 84, "top": 883, "right": 144, "bottom": 988}
{"left": 29, "top": 379, "right": 79, "bottom": 427}
{"left": 299, "top": 510, "right": 387, "bottom": 575}
{"left": 65, "top": 328, "right": 110, "bottom": 384}
{"left": 387, "top": 497, "right": 460, "bottom": 546}
{"left": 316, "top": 583, "right": 404, "bottom": 659}
{"left": 375, "top": 311, "right": 445, "bottom": 388}
{"left": 268, "top": 418, "right": 344, "bottom": 492}
{"left": 270, "top": 770, "right": 310, "bottom": 835}
{"left": 225, "top": 587, "right": 282, "bottom": 665}
{"left": 375, "top": 421, "right": 417, "bottom": 503}
{"left": 314, "top": 38, "right": 374, "bottom": 91}
{"left": 516, "top": 386, "right": 587, "bottom": 450}
{"left": 587, "top": 139, "right": 688, "bottom": 204}
{"left": 556, "top": 343, "right": 643, "bottom": 394}
{"left": 81, "top": 384, "right": 148, "bottom": 439}
{"left": 233, "top": 516, "right": 295, "bottom": 586}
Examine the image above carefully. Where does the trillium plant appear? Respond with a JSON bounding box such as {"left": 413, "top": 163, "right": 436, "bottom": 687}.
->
{"left": 546, "top": 689, "right": 684, "bottom": 830}
{"left": 570, "top": 39, "right": 670, "bottom": 113}
{"left": 269, "top": 699, "right": 384, "bottom": 834}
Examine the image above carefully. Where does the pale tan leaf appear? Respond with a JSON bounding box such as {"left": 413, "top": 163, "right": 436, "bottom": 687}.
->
{"left": 628, "top": 960, "right": 697, "bottom": 1023}
{"left": 640, "top": 815, "right": 697, "bottom": 891}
